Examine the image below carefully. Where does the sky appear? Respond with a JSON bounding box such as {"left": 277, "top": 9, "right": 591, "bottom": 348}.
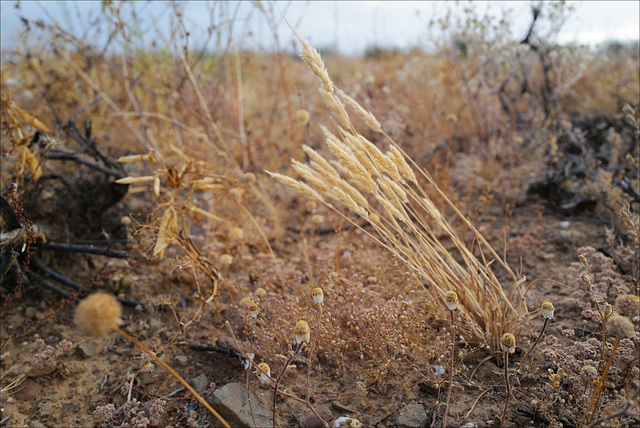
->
{"left": 1, "top": 1, "right": 639, "bottom": 55}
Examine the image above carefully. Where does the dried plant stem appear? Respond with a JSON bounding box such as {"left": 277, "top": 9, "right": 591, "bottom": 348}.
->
{"left": 579, "top": 336, "right": 621, "bottom": 428}
{"left": 443, "top": 309, "right": 456, "bottom": 428}
{"left": 500, "top": 350, "right": 511, "bottom": 428}
{"left": 306, "top": 305, "right": 322, "bottom": 402}
{"left": 515, "top": 318, "right": 548, "bottom": 373}
{"left": 272, "top": 342, "right": 303, "bottom": 428}
{"left": 113, "top": 328, "right": 230, "bottom": 428}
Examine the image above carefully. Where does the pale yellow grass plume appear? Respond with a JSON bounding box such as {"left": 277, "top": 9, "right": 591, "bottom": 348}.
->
{"left": 271, "top": 28, "right": 523, "bottom": 355}
{"left": 388, "top": 145, "right": 417, "bottom": 184}
{"left": 319, "top": 89, "right": 351, "bottom": 130}
{"left": 335, "top": 88, "right": 382, "bottom": 133}
{"left": 265, "top": 171, "right": 324, "bottom": 203}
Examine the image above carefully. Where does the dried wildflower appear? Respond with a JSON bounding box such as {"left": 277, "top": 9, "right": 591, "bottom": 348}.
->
{"left": 296, "top": 108, "right": 310, "bottom": 125}
{"left": 541, "top": 301, "right": 555, "bottom": 319}
{"left": 219, "top": 254, "right": 233, "bottom": 267}
{"left": 74, "top": 293, "right": 122, "bottom": 337}
{"left": 294, "top": 320, "right": 311, "bottom": 345}
{"left": 248, "top": 302, "right": 259, "bottom": 319}
{"left": 501, "top": 333, "right": 516, "bottom": 354}
{"left": 311, "top": 214, "right": 325, "bottom": 225}
{"left": 239, "top": 297, "right": 253, "bottom": 308}
{"left": 229, "top": 227, "right": 244, "bottom": 241}
{"left": 312, "top": 287, "right": 324, "bottom": 306}
{"left": 608, "top": 313, "right": 635, "bottom": 338}
{"left": 254, "top": 287, "right": 267, "bottom": 299}
{"left": 445, "top": 291, "right": 458, "bottom": 310}
{"left": 255, "top": 362, "right": 271, "bottom": 384}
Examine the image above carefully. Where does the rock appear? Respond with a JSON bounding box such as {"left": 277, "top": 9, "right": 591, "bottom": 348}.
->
{"left": 13, "top": 378, "right": 42, "bottom": 401}
{"left": 304, "top": 405, "right": 332, "bottom": 428}
{"left": 76, "top": 343, "right": 97, "bottom": 358}
{"left": 139, "top": 372, "right": 156, "bottom": 386}
{"left": 210, "top": 383, "right": 273, "bottom": 428}
{"left": 174, "top": 355, "right": 189, "bottom": 366}
{"left": 393, "top": 403, "right": 428, "bottom": 428}
{"left": 331, "top": 401, "right": 355, "bottom": 413}
{"left": 38, "top": 402, "right": 51, "bottom": 417}
{"left": 189, "top": 373, "right": 209, "bottom": 394}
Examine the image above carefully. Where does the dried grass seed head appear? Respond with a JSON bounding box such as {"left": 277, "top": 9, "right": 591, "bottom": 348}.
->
{"left": 74, "top": 293, "right": 122, "bottom": 337}
{"left": 608, "top": 313, "right": 635, "bottom": 338}
{"left": 501, "top": 333, "right": 516, "bottom": 354}
{"left": 445, "top": 291, "right": 458, "bottom": 310}
{"left": 294, "top": 320, "right": 311, "bottom": 344}
{"left": 541, "top": 301, "right": 555, "bottom": 319}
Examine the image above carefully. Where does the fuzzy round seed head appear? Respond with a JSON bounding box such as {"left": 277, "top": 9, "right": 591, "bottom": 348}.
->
{"left": 255, "top": 362, "right": 271, "bottom": 384}
{"left": 616, "top": 294, "right": 640, "bottom": 317}
{"left": 445, "top": 291, "right": 458, "bottom": 311}
{"left": 294, "top": 320, "right": 311, "bottom": 344}
{"left": 74, "top": 293, "right": 122, "bottom": 337}
{"left": 608, "top": 313, "right": 635, "bottom": 338}
{"left": 255, "top": 287, "right": 267, "bottom": 299}
{"left": 311, "top": 214, "right": 325, "bottom": 225}
{"left": 501, "top": 333, "right": 516, "bottom": 354}
{"left": 296, "top": 109, "right": 310, "bottom": 125}
{"left": 229, "top": 227, "right": 244, "bottom": 241}
{"left": 239, "top": 297, "right": 253, "bottom": 308}
{"left": 220, "top": 254, "right": 233, "bottom": 267}
{"left": 541, "top": 301, "right": 555, "bottom": 319}
{"left": 312, "top": 287, "right": 324, "bottom": 305}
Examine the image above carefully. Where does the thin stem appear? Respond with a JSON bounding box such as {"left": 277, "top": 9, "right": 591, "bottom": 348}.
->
{"left": 114, "top": 328, "right": 230, "bottom": 428}
{"left": 580, "top": 336, "right": 621, "bottom": 427}
{"left": 443, "top": 309, "right": 456, "bottom": 427}
{"left": 515, "top": 318, "right": 548, "bottom": 373}
{"left": 272, "top": 342, "right": 303, "bottom": 428}
{"left": 500, "top": 351, "right": 511, "bottom": 428}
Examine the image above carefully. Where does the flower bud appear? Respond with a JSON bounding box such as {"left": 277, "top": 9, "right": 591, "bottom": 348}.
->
{"left": 445, "top": 291, "right": 458, "bottom": 311}
{"left": 501, "top": 333, "right": 516, "bottom": 354}
{"left": 294, "top": 320, "right": 311, "bottom": 345}
{"left": 541, "top": 301, "right": 554, "bottom": 320}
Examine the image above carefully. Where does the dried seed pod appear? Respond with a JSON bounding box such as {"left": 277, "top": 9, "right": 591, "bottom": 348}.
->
{"left": 541, "top": 301, "right": 555, "bottom": 320}
{"left": 501, "top": 333, "right": 516, "bottom": 354}
{"left": 294, "top": 320, "right": 311, "bottom": 345}
{"left": 445, "top": 291, "right": 458, "bottom": 311}
{"left": 74, "top": 293, "right": 122, "bottom": 337}
{"left": 603, "top": 302, "right": 613, "bottom": 320}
